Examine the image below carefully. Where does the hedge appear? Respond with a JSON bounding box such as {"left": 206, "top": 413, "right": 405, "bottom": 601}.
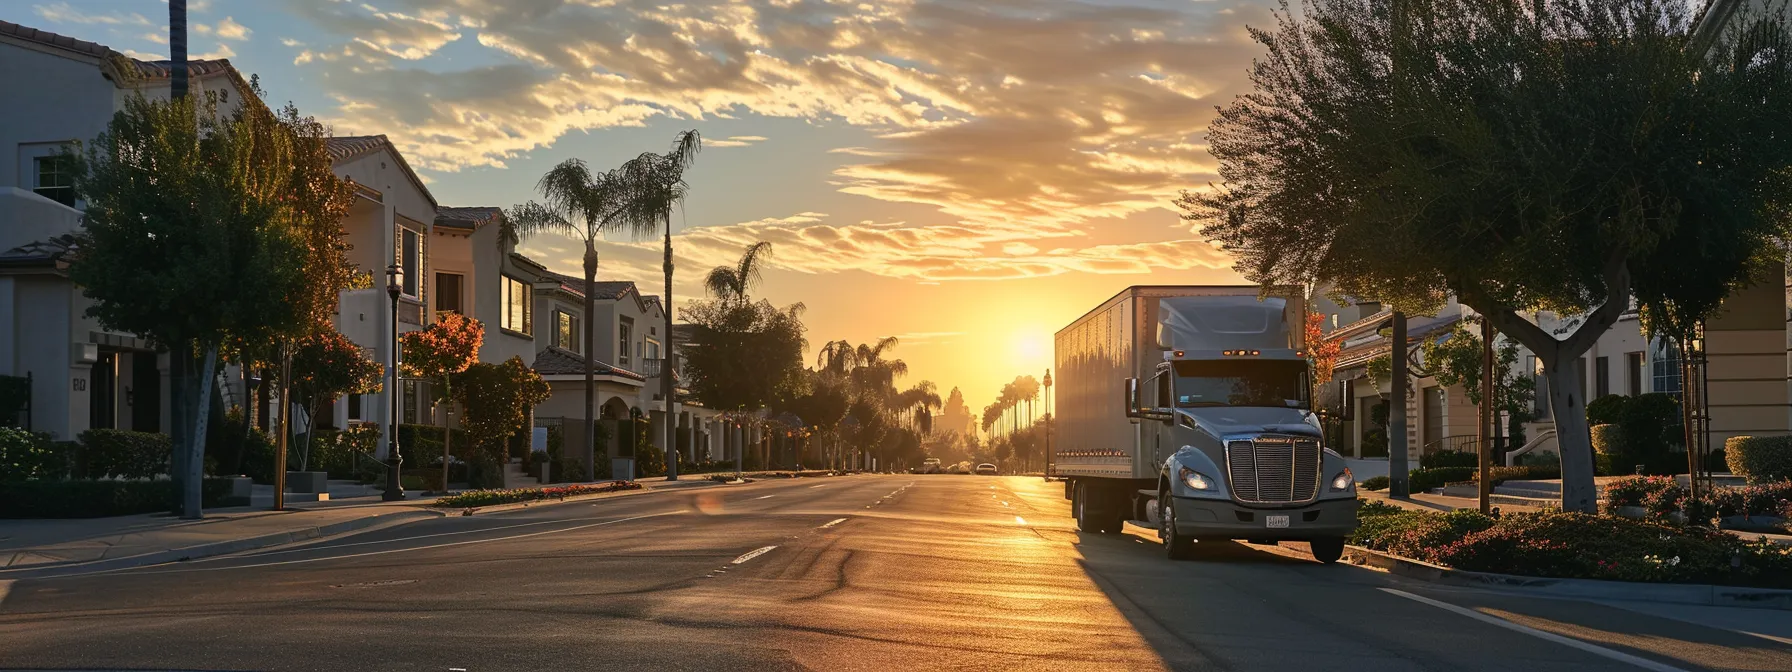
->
{"left": 1602, "top": 475, "right": 1792, "bottom": 525}
{"left": 1726, "top": 436, "right": 1792, "bottom": 485}
{"left": 1353, "top": 501, "right": 1792, "bottom": 586}
{"left": 0, "top": 428, "right": 67, "bottom": 481}
{"left": 1409, "top": 466, "right": 1477, "bottom": 492}
{"left": 1473, "top": 464, "right": 1561, "bottom": 485}
{"left": 77, "top": 430, "right": 172, "bottom": 480}
{"left": 1, "top": 478, "right": 232, "bottom": 518}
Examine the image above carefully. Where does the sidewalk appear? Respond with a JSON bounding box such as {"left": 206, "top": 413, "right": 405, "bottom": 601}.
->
{"left": 0, "top": 474, "right": 745, "bottom": 575}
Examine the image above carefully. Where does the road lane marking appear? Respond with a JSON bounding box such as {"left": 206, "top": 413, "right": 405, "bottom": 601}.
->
{"left": 1001, "top": 501, "right": 1009, "bottom": 506}
{"left": 819, "top": 518, "right": 848, "bottom": 529}
{"left": 809, "top": 484, "right": 827, "bottom": 488}
{"left": 756, "top": 495, "right": 775, "bottom": 500}
{"left": 732, "top": 545, "right": 777, "bottom": 564}
{"left": 1378, "top": 589, "right": 1692, "bottom": 672}
{"left": 66, "top": 513, "right": 681, "bottom": 578}
{"left": 1015, "top": 516, "right": 1028, "bottom": 525}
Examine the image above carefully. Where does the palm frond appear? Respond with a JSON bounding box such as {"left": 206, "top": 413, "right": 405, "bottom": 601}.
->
{"left": 506, "top": 201, "right": 580, "bottom": 242}
{"left": 736, "top": 241, "right": 773, "bottom": 294}
{"left": 703, "top": 265, "right": 739, "bottom": 299}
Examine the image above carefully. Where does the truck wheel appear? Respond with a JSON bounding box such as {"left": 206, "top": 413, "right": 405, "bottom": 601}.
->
{"left": 1162, "top": 498, "right": 1196, "bottom": 560}
{"left": 1309, "top": 537, "right": 1345, "bottom": 564}
{"left": 1074, "top": 482, "right": 1102, "bottom": 533}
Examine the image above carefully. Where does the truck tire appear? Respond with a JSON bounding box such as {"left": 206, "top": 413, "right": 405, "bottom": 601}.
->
{"left": 1309, "top": 537, "right": 1345, "bottom": 564}
{"left": 1073, "top": 482, "right": 1100, "bottom": 533}
{"left": 1161, "top": 497, "right": 1196, "bottom": 560}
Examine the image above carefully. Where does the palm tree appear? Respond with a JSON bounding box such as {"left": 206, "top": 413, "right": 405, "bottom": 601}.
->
{"left": 620, "top": 130, "right": 701, "bottom": 481}
{"left": 170, "top": 0, "right": 187, "bottom": 100}
{"left": 508, "top": 161, "right": 635, "bottom": 481}
{"left": 704, "top": 242, "right": 774, "bottom": 304}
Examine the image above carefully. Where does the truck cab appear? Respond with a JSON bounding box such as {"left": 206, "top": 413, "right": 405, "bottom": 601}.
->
{"left": 1055, "top": 287, "right": 1357, "bottom": 564}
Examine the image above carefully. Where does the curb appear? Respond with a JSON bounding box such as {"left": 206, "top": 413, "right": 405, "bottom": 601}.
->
{"left": 3, "top": 508, "right": 445, "bottom": 579}
{"left": 1343, "top": 545, "right": 1792, "bottom": 611}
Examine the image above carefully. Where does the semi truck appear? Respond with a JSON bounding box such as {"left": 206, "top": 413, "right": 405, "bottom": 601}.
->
{"left": 1052, "top": 286, "right": 1358, "bottom": 563}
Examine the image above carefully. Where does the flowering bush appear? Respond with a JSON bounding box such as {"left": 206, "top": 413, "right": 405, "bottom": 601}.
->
{"left": 431, "top": 481, "right": 641, "bottom": 508}
{"left": 1602, "top": 475, "right": 1678, "bottom": 510}
{"left": 1354, "top": 503, "right": 1792, "bottom": 586}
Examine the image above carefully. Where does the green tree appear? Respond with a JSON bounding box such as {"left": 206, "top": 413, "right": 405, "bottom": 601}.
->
{"left": 70, "top": 93, "right": 353, "bottom": 517}
{"left": 509, "top": 161, "right": 636, "bottom": 481}
{"left": 1419, "top": 321, "right": 1535, "bottom": 450}
{"left": 453, "top": 357, "right": 551, "bottom": 470}
{"left": 289, "top": 326, "right": 383, "bottom": 471}
{"left": 400, "top": 312, "right": 484, "bottom": 492}
{"left": 1181, "top": 0, "right": 1792, "bottom": 512}
{"left": 621, "top": 130, "right": 703, "bottom": 482}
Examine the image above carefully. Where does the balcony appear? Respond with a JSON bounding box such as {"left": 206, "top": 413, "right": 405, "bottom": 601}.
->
{"left": 640, "top": 357, "right": 682, "bottom": 380}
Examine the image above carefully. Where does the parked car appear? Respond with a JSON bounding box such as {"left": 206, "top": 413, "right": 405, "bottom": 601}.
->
{"left": 974, "top": 463, "right": 998, "bottom": 475}
{"left": 921, "top": 457, "right": 943, "bottom": 474}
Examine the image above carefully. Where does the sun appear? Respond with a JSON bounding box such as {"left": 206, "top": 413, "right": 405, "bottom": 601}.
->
{"left": 1015, "top": 331, "right": 1046, "bottom": 360}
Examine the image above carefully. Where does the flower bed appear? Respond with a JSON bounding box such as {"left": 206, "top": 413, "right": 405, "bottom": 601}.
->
{"left": 1601, "top": 475, "right": 1792, "bottom": 526}
{"left": 431, "top": 481, "right": 641, "bottom": 508}
{"left": 1352, "top": 500, "right": 1792, "bottom": 586}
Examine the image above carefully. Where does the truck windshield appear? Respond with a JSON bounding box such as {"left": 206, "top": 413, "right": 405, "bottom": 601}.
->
{"left": 1172, "top": 359, "right": 1308, "bottom": 409}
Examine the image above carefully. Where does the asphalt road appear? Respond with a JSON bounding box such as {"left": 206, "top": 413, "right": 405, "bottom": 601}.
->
{"left": 3, "top": 474, "right": 1790, "bottom": 671}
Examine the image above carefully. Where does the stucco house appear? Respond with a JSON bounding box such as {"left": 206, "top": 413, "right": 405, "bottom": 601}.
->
{"left": 0, "top": 20, "right": 254, "bottom": 440}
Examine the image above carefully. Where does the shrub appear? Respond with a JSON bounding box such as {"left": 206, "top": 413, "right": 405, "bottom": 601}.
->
{"left": 1516, "top": 451, "right": 1560, "bottom": 468}
{"left": 0, "top": 478, "right": 232, "bottom": 518}
{"left": 430, "top": 481, "right": 641, "bottom": 508}
{"left": 1361, "top": 475, "right": 1390, "bottom": 491}
{"left": 77, "top": 429, "right": 172, "bottom": 480}
{"left": 1421, "top": 450, "right": 1478, "bottom": 469}
{"left": 1590, "top": 424, "right": 1622, "bottom": 455}
{"left": 1474, "top": 465, "right": 1561, "bottom": 485}
{"left": 1726, "top": 436, "right": 1792, "bottom": 485}
{"left": 1408, "top": 466, "right": 1477, "bottom": 492}
{"left": 1356, "top": 504, "right": 1792, "bottom": 586}
{"left": 0, "top": 428, "right": 68, "bottom": 481}
{"left": 1586, "top": 394, "right": 1629, "bottom": 427}
{"left": 305, "top": 424, "right": 382, "bottom": 480}
{"left": 1602, "top": 475, "right": 1678, "bottom": 510}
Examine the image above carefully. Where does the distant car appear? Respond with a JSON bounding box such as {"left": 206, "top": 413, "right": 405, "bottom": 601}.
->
{"left": 974, "top": 463, "right": 998, "bottom": 476}
{"left": 921, "top": 458, "right": 943, "bottom": 474}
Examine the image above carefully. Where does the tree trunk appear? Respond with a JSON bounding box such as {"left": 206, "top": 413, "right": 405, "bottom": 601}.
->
{"left": 662, "top": 221, "right": 679, "bottom": 481}
{"left": 440, "top": 376, "right": 452, "bottom": 494}
{"left": 583, "top": 243, "right": 598, "bottom": 482}
{"left": 1543, "top": 356, "right": 1598, "bottom": 513}
{"left": 168, "top": 349, "right": 188, "bottom": 512}
{"left": 184, "top": 345, "right": 218, "bottom": 519}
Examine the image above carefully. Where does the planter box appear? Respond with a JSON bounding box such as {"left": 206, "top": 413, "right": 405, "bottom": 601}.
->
{"left": 1614, "top": 506, "right": 1648, "bottom": 520}
{"left": 1722, "top": 515, "right": 1787, "bottom": 531}
{"left": 611, "top": 457, "right": 636, "bottom": 482}
{"left": 537, "top": 462, "right": 552, "bottom": 485}
{"left": 286, "top": 471, "right": 328, "bottom": 494}
{"left": 223, "top": 476, "right": 254, "bottom": 506}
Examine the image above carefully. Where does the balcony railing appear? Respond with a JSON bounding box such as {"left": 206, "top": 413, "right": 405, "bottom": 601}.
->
{"left": 640, "top": 358, "right": 682, "bottom": 380}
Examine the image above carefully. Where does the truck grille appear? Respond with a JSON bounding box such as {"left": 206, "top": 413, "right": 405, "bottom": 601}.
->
{"left": 1226, "top": 437, "right": 1322, "bottom": 503}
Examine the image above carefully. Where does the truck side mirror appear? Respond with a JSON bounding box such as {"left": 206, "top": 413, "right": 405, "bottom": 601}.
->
{"left": 1124, "top": 377, "right": 1141, "bottom": 419}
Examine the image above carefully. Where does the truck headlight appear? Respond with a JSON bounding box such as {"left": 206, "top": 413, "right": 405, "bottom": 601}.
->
{"left": 1179, "top": 467, "right": 1214, "bottom": 491}
{"left": 1331, "top": 468, "right": 1354, "bottom": 492}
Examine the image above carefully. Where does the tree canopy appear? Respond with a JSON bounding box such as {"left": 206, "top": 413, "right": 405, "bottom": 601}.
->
{"left": 1181, "top": 0, "right": 1792, "bottom": 511}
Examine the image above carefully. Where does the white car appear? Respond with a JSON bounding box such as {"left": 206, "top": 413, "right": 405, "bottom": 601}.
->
{"left": 921, "top": 458, "right": 943, "bottom": 474}
{"left": 974, "top": 463, "right": 998, "bottom": 476}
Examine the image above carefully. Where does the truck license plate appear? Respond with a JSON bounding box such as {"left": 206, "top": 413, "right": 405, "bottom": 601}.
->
{"left": 1265, "top": 515, "right": 1290, "bottom": 529}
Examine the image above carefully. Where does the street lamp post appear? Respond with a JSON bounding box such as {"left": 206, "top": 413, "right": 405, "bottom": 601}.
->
{"left": 382, "top": 264, "right": 406, "bottom": 502}
{"left": 1043, "top": 370, "right": 1053, "bottom": 481}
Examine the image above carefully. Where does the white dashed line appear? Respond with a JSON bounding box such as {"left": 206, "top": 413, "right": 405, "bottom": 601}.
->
{"left": 1015, "top": 516, "right": 1027, "bottom": 525}
{"left": 819, "top": 518, "right": 848, "bottom": 529}
{"left": 809, "top": 484, "right": 828, "bottom": 488}
{"left": 732, "top": 546, "right": 778, "bottom": 565}
{"left": 1001, "top": 501, "right": 1009, "bottom": 506}
{"left": 1378, "top": 589, "right": 1692, "bottom": 672}
{"left": 756, "top": 495, "right": 775, "bottom": 500}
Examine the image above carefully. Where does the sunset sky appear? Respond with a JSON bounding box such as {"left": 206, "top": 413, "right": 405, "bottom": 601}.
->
{"left": 7, "top": 0, "right": 1259, "bottom": 413}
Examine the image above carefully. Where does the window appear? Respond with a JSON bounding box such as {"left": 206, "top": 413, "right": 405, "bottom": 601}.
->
{"left": 1595, "top": 356, "right": 1610, "bottom": 399}
{"left": 1154, "top": 372, "right": 1170, "bottom": 409}
{"left": 403, "top": 380, "right": 418, "bottom": 424}
{"left": 1626, "top": 352, "right": 1645, "bottom": 397}
{"left": 435, "top": 273, "right": 463, "bottom": 314}
{"left": 1651, "top": 339, "right": 1682, "bottom": 398}
{"left": 502, "top": 275, "right": 532, "bottom": 335}
{"left": 33, "top": 155, "right": 75, "bottom": 207}
{"left": 1171, "top": 359, "right": 1308, "bottom": 409}
{"left": 646, "top": 338, "right": 660, "bottom": 360}
{"left": 553, "top": 309, "right": 581, "bottom": 353}
{"left": 348, "top": 393, "right": 363, "bottom": 421}
{"left": 619, "top": 319, "right": 633, "bottom": 366}
{"left": 400, "top": 228, "right": 421, "bottom": 297}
